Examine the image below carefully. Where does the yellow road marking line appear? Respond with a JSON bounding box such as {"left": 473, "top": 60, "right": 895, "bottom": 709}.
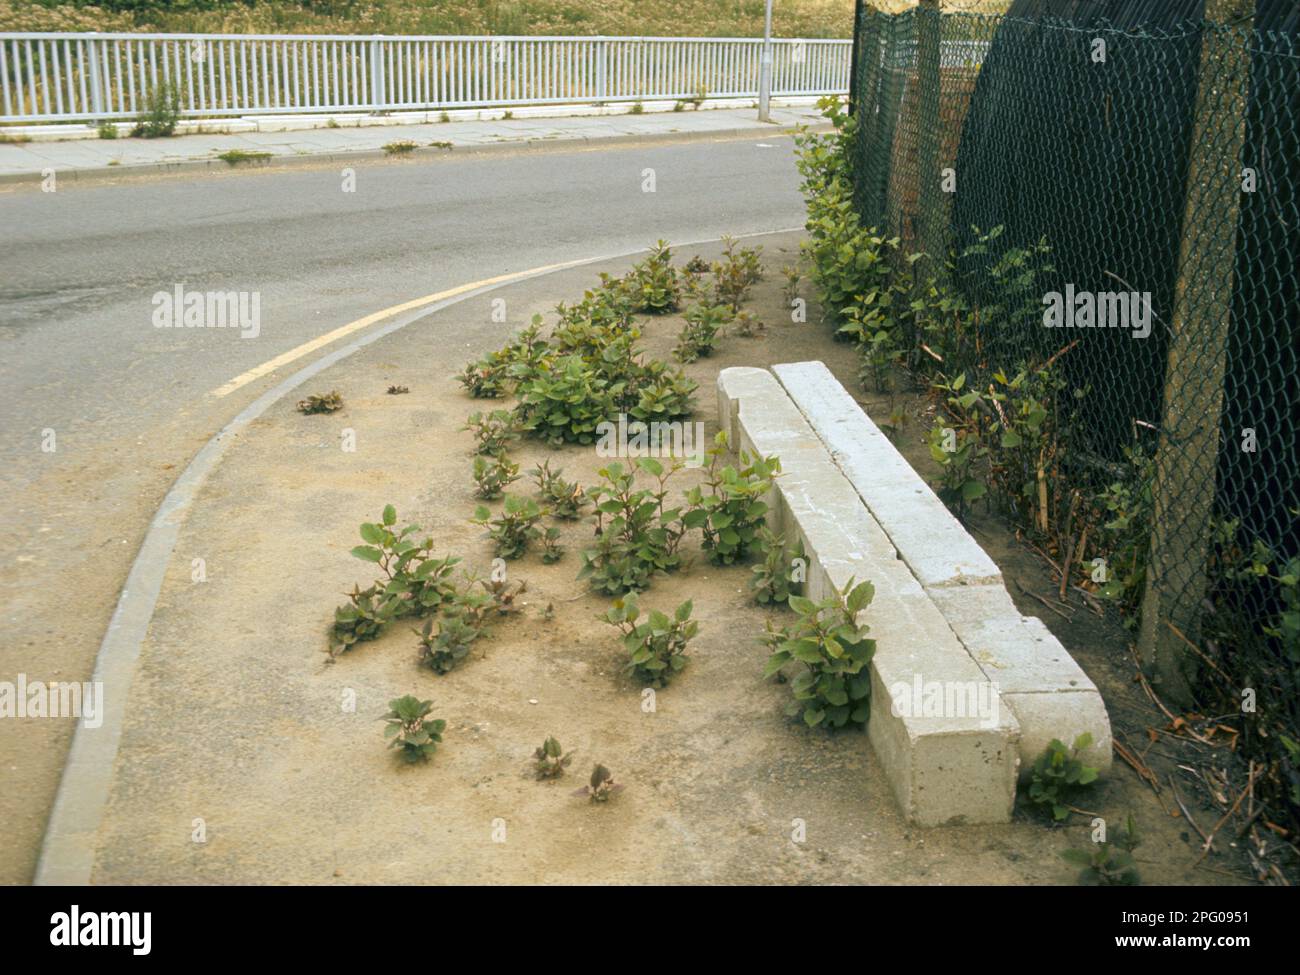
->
{"left": 210, "top": 257, "right": 590, "bottom": 398}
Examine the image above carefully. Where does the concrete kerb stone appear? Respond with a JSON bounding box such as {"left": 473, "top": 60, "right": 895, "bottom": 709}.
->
{"left": 770, "top": 361, "right": 1112, "bottom": 777}
{"left": 717, "top": 367, "right": 1020, "bottom": 826}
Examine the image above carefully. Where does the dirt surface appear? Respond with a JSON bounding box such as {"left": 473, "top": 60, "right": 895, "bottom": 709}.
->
{"left": 87, "top": 231, "right": 1247, "bottom": 884}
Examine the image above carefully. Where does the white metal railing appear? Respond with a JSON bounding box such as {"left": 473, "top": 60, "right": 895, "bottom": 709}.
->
{"left": 0, "top": 33, "right": 852, "bottom": 123}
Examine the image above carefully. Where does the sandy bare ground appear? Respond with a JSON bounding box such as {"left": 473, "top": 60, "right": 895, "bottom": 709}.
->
{"left": 85, "top": 233, "right": 1242, "bottom": 884}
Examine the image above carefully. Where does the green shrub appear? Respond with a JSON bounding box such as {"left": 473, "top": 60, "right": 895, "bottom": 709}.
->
{"left": 349, "top": 504, "right": 459, "bottom": 616}
{"left": 604, "top": 593, "right": 697, "bottom": 688}
{"left": 1027, "top": 735, "right": 1100, "bottom": 821}
{"left": 683, "top": 432, "right": 780, "bottom": 566}
{"left": 472, "top": 495, "right": 543, "bottom": 559}
{"left": 927, "top": 410, "right": 986, "bottom": 520}
{"left": 97, "top": 121, "right": 118, "bottom": 139}
{"left": 1091, "top": 446, "right": 1154, "bottom": 612}
{"left": 514, "top": 355, "right": 613, "bottom": 446}
{"left": 382, "top": 696, "right": 445, "bottom": 763}
{"left": 763, "top": 578, "right": 877, "bottom": 729}
{"left": 131, "top": 81, "right": 181, "bottom": 137}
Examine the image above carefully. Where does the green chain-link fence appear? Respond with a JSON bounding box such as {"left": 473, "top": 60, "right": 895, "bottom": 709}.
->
{"left": 846, "top": 1, "right": 1298, "bottom": 826}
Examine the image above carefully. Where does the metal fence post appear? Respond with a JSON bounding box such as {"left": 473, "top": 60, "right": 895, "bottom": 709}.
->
{"left": 758, "top": 0, "right": 773, "bottom": 121}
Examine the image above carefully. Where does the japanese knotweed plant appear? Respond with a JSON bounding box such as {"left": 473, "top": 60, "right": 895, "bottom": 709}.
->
{"left": 1027, "top": 734, "right": 1100, "bottom": 821}
{"left": 579, "top": 458, "right": 689, "bottom": 595}
{"left": 382, "top": 696, "right": 445, "bottom": 763}
{"left": 763, "top": 579, "right": 877, "bottom": 729}
{"left": 625, "top": 240, "right": 681, "bottom": 313}
{"left": 349, "top": 504, "right": 460, "bottom": 616}
{"left": 473, "top": 452, "right": 520, "bottom": 500}
{"left": 472, "top": 495, "right": 544, "bottom": 560}
{"left": 464, "top": 409, "right": 518, "bottom": 457}
{"left": 530, "top": 459, "right": 587, "bottom": 520}
{"left": 751, "top": 527, "right": 806, "bottom": 606}
{"left": 683, "top": 432, "right": 780, "bottom": 566}
{"left": 533, "top": 736, "right": 574, "bottom": 780}
{"left": 604, "top": 593, "right": 697, "bottom": 688}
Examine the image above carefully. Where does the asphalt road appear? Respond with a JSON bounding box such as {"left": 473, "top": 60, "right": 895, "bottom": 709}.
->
{"left": 0, "top": 133, "right": 809, "bottom": 883}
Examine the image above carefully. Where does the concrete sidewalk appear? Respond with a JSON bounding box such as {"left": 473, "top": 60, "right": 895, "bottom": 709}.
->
{"left": 0, "top": 103, "right": 826, "bottom": 183}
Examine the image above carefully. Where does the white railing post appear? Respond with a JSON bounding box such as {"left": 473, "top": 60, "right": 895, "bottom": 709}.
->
{"left": 596, "top": 38, "right": 606, "bottom": 102}
{"left": 87, "top": 34, "right": 104, "bottom": 115}
{"left": 369, "top": 35, "right": 384, "bottom": 110}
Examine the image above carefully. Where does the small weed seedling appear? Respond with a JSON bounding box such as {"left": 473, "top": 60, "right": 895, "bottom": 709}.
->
{"left": 473, "top": 453, "right": 520, "bottom": 500}
{"left": 533, "top": 736, "right": 573, "bottom": 779}
{"left": 604, "top": 593, "right": 697, "bottom": 688}
{"left": 530, "top": 460, "right": 587, "bottom": 519}
{"left": 297, "top": 390, "right": 343, "bottom": 414}
{"left": 97, "top": 121, "right": 118, "bottom": 139}
{"left": 381, "top": 696, "right": 445, "bottom": 763}
{"left": 781, "top": 265, "right": 802, "bottom": 305}
{"left": 573, "top": 764, "right": 622, "bottom": 802}
{"left": 478, "top": 575, "right": 528, "bottom": 616}
{"left": 751, "top": 527, "right": 805, "bottom": 606}
{"left": 732, "top": 310, "right": 765, "bottom": 337}
{"left": 1062, "top": 815, "right": 1141, "bottom": 885}
{"left": 1027, "top": 734, "right": 1099, "bottom": 821}
{"left": 763, "top": 579, "right": 876, "bottom": 729}
{"left": 383, "top": 140, "right": 418, "bottom": 155}
{"left": 472, "top": 495, "right": 543, "bottom": 559}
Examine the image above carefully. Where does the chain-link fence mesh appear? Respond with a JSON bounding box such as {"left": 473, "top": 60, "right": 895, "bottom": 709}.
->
{"left": 847, "top": 2, "right": 1298, "bottom": 823}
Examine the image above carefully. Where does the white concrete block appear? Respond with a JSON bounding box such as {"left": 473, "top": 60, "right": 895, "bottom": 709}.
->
{"left": 716, "top": 368, "right": 1020, "bottom": 824}
{"left": 770, "top": 361, "right": 1112, "bottom": 777}
{"left": 772, "top": 360, "right": 1002, "bottom": 589}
